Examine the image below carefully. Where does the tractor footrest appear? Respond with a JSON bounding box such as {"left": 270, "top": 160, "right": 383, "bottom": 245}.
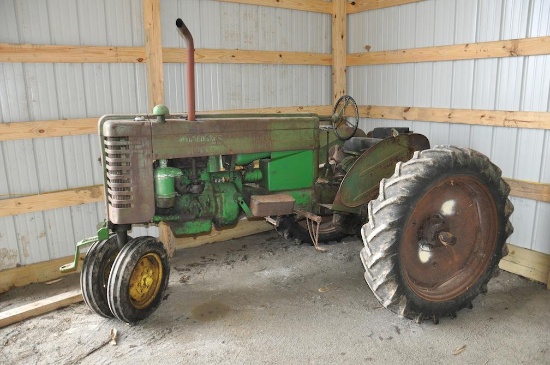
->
{"left": 250, "top": 194, "right": 295, "bottom": 217}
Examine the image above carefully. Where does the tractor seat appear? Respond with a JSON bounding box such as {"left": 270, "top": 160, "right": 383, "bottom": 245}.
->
{"left": 343, "top": 137, "right": 382, "bottom": 153}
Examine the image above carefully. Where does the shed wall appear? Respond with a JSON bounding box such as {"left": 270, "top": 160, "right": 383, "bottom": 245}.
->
{"left": 0, "top": 0, "right": 331, "bottom": 269}
{"left": 348, "top": 0, "right": 550, "bottom": 254}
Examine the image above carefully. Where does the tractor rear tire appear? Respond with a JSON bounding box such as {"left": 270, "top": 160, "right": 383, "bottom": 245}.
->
{"left": 107, "top": 236, "right": 170, "bottom": 324}
{"left": 360, "top": 146, "right": 513, "bottom": 323}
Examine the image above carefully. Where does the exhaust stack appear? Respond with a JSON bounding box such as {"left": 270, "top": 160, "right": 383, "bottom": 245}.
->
{"left": 176, "top": 18, "right": 196, "bottom": 121}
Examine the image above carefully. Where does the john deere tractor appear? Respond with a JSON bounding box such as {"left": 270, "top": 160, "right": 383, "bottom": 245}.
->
{"left": 61, "top": 19, "right": 513, "bottom": 325}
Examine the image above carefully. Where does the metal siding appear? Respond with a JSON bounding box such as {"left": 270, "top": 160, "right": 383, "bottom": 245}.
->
{"left": 349, "top": 0, "right": 550, "bottom": 254}
{"left": 0, "top": 0, "right": 331, "bottom": 268}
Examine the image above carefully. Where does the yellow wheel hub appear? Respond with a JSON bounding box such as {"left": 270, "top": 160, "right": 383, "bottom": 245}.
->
{"left": 128, "top": 253, "right": 163, "bottom": 309}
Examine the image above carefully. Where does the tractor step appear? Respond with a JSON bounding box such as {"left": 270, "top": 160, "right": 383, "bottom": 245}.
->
{"left": 250, "top": 194, "right": 295, "bottom": 217}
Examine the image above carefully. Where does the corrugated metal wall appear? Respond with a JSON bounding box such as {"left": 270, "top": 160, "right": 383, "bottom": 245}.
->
{"left": 348, "top": 0, "right": 550, "bottom": 254}
{"left": 0, "top": 0, "right": 331, "bottom": 269}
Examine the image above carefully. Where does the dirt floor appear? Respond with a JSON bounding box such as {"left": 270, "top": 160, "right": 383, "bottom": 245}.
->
{"left": 1, "top": 231, "right": 549, "bottom": 364}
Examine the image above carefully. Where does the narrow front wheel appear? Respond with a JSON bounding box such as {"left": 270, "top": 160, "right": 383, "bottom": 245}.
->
{"left": 107, "top": 236, "right": 170, "bottom": 324}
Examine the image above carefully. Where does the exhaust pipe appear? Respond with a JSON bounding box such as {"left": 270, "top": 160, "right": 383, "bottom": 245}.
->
{"left": 176, "top": 18, "right": 196, "bottom": 121}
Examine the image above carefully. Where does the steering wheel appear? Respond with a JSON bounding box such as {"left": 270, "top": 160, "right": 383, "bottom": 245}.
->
{"left": 331, "top": 95, "right": 359, "bottom": 141}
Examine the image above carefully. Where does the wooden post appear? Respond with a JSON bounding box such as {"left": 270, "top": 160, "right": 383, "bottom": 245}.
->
{"left": 158, "top": 222, "right": 176, "bottom": 258}
{"left": 143, "top": 0, "right": 164, "bottom": 110}
{"left": 332, "top": 0, "right": 347, "bottom": 102}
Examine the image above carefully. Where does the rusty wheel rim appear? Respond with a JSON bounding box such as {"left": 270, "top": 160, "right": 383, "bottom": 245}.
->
{"left": 400, "top": 175, "right": 498, "bottom": 302}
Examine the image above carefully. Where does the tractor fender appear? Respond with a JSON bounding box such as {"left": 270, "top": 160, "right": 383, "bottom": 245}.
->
{"left": 331, "top": 133, "right": 430, "bottom": 213}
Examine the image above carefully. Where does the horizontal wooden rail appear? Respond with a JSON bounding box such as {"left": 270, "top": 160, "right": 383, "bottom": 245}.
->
{"left": 0, "top": 118, "right": 97, "bottom": 141}
{"left": 359, "top": 105, "right": 550, "bottom": 130}
{"left": 499, "top": 243, "right": 550, "bottom": 286}
{"left": 346, "top": 0, "right": 424, "bottom": 14}
{"left": 505, "top": 178, "right": 550, "bottom": 203}
{"left": 347, "top": 36, "right": 550, "bottom": 65}
{"left": 0, "top": 177, "right": 547, "bottom": 219}
{"left": 0, "top": 44, "right": 332, "bottom": 66}
{"left": 216, "top": 0, "right": 332, "bottom": 14}
{"left": 0, "top": 106, "right": 332, "bottom": 141}
{"left": 163, "top": 48, "right": 332, "bottom": 66}
{"left": 0, "top": 185, "right": 104, "bottom": 218}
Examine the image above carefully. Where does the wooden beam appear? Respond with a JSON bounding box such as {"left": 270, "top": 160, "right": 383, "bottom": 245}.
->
{"left": 175, "top": 219, "right": 272, "bottom": 249}
{"left": 359, "top": 105, "right": 550, "bottom": 130}
{"left": 0, "top": 118, "right": 96, "bottom": 141}
{"left": 0, "top": 289, "right": 83, "bottom": 328}
{"left": 0, "top": 255, "right": 83, "bottom": 294}
{"left": 0, "top": 44, "right": 332, "bottom": 66}
{"left": 163, "top": 48, "right": 332, "bottom": 66}
{"left": 332, "top": 0, "right": 347, "bottom": 102}
{"left": 143, "top": 0, "right": 164, "bottom": 110}
{"left": 216, "top": 0, "right": 332, "bottom": 14}
{"left": 505, "top": 178, "right": 550, "bottom": 203}
{"left": 0, "top": 43, "right": 146, "bottom": 63}
{"left": 347, "top": 0, "right": 424, "bottom": 14}
{"left": 0, "top": 220, "right": 272, "bottom": 294}
{"left": 0, "top": 185, "right": 103, "bottom": 218}
{"left": 500, "top": 243, "right": 550, "bottom": 285}
{"left": 347, "top": 36, "right": 550, "bottom": 65}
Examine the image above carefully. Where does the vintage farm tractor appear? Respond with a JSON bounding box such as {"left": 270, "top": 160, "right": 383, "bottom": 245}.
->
{"left": 61, "top": 19, "right": 513, "bottom": 325}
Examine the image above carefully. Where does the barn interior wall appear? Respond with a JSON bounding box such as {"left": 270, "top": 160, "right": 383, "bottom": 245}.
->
{"left": 348, "top": 0, "right": 550, "bottom": 254}
{"left": 0, "top": 0, "right": 331, "bottom": 270}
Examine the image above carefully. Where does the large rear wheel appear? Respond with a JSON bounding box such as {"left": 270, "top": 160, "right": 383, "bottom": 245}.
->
{"left": 360, "top": 146, "right": 513, "bottom": 323}
{"left": 107, "top": 236, "right": 170, "bottom": 324}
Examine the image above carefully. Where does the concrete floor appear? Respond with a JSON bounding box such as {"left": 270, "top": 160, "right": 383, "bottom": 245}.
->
{"left": 1, "top": 231, "right": 549, "bottom": 364}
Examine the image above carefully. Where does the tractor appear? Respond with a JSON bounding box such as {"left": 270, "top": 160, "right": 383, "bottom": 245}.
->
{"left": 61, "top": 19, "right": 513, "bottom": 325}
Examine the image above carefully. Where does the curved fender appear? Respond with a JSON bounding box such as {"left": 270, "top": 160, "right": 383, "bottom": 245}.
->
{"left": 332, "top": 133, "right": 430, "bottom": 213}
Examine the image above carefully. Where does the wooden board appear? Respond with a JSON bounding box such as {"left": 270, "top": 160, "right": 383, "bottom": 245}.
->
{"left": 175, "top": 219, "right": 273, "bottom": 250}
{"left": 500, "top": 243, "right": 550, "bottom": 285}
{"left": 347, "top": 0, "right": 424, "bottom": 14}
{"left": 348, "top": 36, "right": 550, "bottom": 65}
{"left": 0, "top": 289, "right": 83, "bottom": 329}
{"left": 163, "top": 48, "right": 332, "bottom": 66}
{"left": 359, "top": 105, "right": 550, "bottom": 130}
{"left": 0, "top": 44, "right": 331, "bottom": 66}
{"left": 332, "top": 0, "right": 347, "bottom": 102}
{"left": 216, "top": 0, "right": 332, "bottom": 14}
{"left": 505, "top": 178, "right": 550, "bottom": 203}
{"left": 0, "top": 255, "right": 83, "bottom": 294}
{"left": 0, "top": 185, "right": 104, "bottom": 218}
{"left": 0, "top": 118, "right": 96, "bottom": 141}
{"left": 0, "top": 220, "right": 272, "bottom": 294}
{"left": 143, "top": 0, "right": 164, "bottom": 110}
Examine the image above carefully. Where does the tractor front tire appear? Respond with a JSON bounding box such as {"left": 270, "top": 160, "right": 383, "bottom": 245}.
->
{"left": 107, "top": 236, "right": 170, "bottom": 324}
{"left": 360, "top": 146, "right": 513, "bottom": 323}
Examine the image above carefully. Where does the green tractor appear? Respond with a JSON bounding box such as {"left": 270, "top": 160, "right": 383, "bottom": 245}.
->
{"left": 61, "top": 19, "right": 513, "bottom": 325}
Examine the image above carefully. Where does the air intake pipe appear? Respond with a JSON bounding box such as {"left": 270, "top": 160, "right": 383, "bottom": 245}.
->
{"left": 176, "top": 18, "right": 196, "bottom": 121}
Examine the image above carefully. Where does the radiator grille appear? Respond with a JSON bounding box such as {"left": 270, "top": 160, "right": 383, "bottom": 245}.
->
{"left": 104, "top": 137, "right": 133, "bottom": 209}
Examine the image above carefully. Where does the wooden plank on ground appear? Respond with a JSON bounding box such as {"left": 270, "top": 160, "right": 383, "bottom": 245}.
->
{"left": 332, "top": 0, "right": 347, "bottom": 102}
{"left": 0, "top": 118, "right": 96, "bottom": 141}
{"left": 215, "top": 0, "right": 332, "bottom": 13}
{"left": 175, "top": 219, "right": 273, "bottom": 249}
{"left": 0, "top": 185, "right": 104, "bottom": 218}
{"left": 347, "top": 36, "right": 550, "bottom": 65}
{"left": 163, "top": 48, "right": 332, "bottom": 66}
{"left": 0, "top": 256, "right": 83, "bottom": 294}
{"left": 506, "top": 178, "right": 550, "bottom": 203}
{"left": 143, "top": 0, "right": 164, "bottom": 110}
{"left": 359, "top": 105, "right": 550, "bottom": 130}
{"left": 500, "top": 243, "right": 550, "bottom": 285}
{"left": 0, "top": 289, "right": 83, "bottom": 328}
{"left": 346, "top": 0, "right": 423, "bottom": 14}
